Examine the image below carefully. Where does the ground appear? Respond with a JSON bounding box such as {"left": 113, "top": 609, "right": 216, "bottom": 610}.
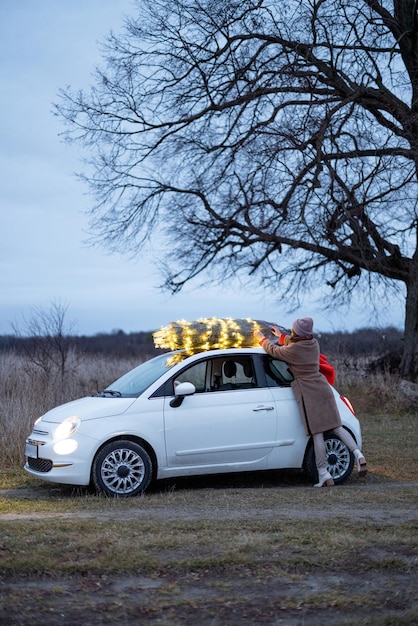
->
{"left": 1, "top": 473, "right": 417, "bottom": 626}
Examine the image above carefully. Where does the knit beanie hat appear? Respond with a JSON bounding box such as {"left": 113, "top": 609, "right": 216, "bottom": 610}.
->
{"left": 292, "top": 317, "right": 314, "bottom": 337}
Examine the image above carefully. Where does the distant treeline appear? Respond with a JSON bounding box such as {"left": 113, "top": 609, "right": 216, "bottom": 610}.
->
{"left": 0, "top": 330, "right": 159, "bottom": 360}
{"left": 316, "top": 326, "right": 403, "bottom": 357}
{"left": 0, "top": 326, "right": 403, "bottom": 360}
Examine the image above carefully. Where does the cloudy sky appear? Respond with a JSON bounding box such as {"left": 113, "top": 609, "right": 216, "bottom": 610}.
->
{"left": 0, "top": 1, "right": 405, "bottom": 337}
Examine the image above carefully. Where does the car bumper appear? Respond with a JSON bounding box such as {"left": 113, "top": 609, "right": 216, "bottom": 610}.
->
{"left": 24, "top": 431, "right": 96, "bottom": 486}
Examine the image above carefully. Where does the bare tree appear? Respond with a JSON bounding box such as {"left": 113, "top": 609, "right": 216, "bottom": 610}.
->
{"left": 12, "top": 300, "right": 77, "bottom": 381}
{"left": 55, "top": 0, "right": 418, "bottom": 380}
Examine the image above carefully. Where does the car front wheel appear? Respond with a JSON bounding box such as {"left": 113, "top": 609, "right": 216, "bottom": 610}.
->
{"left": 303, "top": 432, "right": 354, "bottom": 485}
{"left": 92, "top": 440, "right": 153, "bottom": 497}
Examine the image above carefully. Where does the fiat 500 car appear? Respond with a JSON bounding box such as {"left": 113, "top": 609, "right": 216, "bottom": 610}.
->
{"left": 24, "top": 347, "right": 362, "bottom": 497}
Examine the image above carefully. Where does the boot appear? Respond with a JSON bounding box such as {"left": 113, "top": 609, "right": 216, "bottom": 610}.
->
{"left": 353, "top": 449, "right": 367, "bottom": 477}
{"left": 314, "top": 468, "right": 334, "bottom": 488}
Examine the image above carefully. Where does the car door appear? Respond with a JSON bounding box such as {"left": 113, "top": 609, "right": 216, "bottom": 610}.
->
{"left": 163, "top": 355, "right": 278, "bottom": 469}
{"left": 259, "top": 355, "right": 309, "bottom": 468}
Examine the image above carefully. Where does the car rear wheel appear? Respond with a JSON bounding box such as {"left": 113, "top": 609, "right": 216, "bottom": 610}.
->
{"left": 303, "top": 432, "right": 354, "bottom": 485}
{"left": 92, "top": 440, "right": 153, "bottom": 497}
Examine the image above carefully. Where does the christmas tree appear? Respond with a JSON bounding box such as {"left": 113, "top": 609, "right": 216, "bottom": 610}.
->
{"left": 153, "top": 317, "right": 286, "bottom": 356}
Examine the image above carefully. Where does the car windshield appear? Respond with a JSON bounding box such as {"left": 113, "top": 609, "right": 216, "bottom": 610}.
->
{"left": 104, "top": 352, "right": 177, "bottom": 397}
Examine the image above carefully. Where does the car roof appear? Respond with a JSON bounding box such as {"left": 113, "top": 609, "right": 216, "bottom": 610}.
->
{"left": 171, "top": 346, "right": 266, "bottom": 360}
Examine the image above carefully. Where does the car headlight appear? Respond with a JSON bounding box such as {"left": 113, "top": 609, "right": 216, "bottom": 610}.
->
{"left": 54, "top": 416, "right": 81, "bottom": 440}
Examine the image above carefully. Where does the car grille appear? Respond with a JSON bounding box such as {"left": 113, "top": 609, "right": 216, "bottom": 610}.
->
{"left": 27, "top": 438, "right": 46, "bottom": 447}
{"left": 27, "top": 457, "right": 53, "bottom": 473}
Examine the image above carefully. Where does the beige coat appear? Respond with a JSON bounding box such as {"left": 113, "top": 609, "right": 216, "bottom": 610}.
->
{"left": 261, "top": 337, "right": 342, "bottom": 435}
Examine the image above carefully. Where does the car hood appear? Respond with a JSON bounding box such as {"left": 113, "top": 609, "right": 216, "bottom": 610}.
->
{"left": 40, "top": 396, "right": 137, "bottom": 423}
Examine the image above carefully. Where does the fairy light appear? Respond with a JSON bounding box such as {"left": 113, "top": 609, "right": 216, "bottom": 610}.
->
{"left": 153, "top": 317, "right": 280, "bottom": 358}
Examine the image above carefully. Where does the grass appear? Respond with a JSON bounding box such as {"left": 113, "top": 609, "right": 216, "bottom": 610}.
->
{"left": 1, "top": 515, "right": 416, "bottom": 576}
{"left": 0, "top": 489, "right": 417, "bottom": 625}
{"left": 1, "top": 351, "right": 418, "bottom": 624}
{"left": 0, "top": 488, "right": 417, "bottom": 626}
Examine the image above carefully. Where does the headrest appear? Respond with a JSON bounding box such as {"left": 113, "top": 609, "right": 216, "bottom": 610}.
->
{"left": 223, "top": 360, "right": 237, "bottom": 378}
{"left": 243, "top": 361, "right": 253, "bottom": 378}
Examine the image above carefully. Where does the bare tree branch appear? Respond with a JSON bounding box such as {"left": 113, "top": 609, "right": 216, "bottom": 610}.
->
{"left": 55, "top": 0, "right": 418, "bottom": 379}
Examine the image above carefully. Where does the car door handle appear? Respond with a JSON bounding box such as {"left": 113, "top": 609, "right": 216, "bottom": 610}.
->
{"left": 253, "top": 405, "right": 275, "bottom": 412}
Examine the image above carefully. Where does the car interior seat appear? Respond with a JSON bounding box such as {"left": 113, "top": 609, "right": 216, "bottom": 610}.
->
{"left": 240, "top": 360, "right": 256, "bottom": 387}
{"left": 216, "top": 360, "right": 237, "bottom": 390}
{"left": 243, "top": 361, "right": 253, "bottom": 378}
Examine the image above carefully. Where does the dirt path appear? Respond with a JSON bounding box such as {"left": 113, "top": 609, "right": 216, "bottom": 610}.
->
{"left": 1, "top": 480, "right": 418, "bottom": 522}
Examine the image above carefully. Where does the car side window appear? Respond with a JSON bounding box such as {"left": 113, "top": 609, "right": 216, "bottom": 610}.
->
{"left": 152, "top": 355, "right": 259, "bottom": 397}
{"left": 211, "top": 357, "right": 256, "bottom": 391}
{"left": 173, "top": 360, "right": 208, "bottom": 393}
{"left": 264, "top": 357, "right": 293, "bottom": 387}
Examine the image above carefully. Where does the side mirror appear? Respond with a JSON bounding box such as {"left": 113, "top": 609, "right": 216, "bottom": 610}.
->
{"left": 169, "top": 382, "right": 196, "bottom": 407}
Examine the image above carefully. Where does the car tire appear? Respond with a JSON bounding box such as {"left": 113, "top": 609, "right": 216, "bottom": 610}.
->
{"left": 92, "top": 439, "right": 153, "bottom": 497}
{"left": 303, "top": 431, "right": 355, "bottom": 485}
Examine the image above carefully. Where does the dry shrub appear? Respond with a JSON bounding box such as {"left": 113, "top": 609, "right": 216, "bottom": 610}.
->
{"left": 0, "top": 349, "right": 412, "bottom": 470}
{"left": 0, "top": 352, "right": 141, "bottom": 468}
{"left": 331, "top": 355, "right": 411, "bottom": 414}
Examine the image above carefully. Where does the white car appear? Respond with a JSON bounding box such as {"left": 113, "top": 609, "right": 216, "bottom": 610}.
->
{"left": 24, "top": 347, "right": 362, "bottom": 496}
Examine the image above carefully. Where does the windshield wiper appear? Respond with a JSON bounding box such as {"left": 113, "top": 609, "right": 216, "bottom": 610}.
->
{"left": 95, "top": 389, "right": 122, "bottom": 397}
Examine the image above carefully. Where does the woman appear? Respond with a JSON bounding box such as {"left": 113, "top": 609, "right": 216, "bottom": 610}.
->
{"left": 254, "top": 317, "right": 367, "bottom": 487}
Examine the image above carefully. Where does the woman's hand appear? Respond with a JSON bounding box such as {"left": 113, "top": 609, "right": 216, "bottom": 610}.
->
{"left": 253, "top": 330, "right": 265, "bottom": 341}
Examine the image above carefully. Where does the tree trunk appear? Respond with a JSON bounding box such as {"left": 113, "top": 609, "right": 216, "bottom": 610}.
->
{"left": 400, "top": 253, "right": 418, "bottom": 381}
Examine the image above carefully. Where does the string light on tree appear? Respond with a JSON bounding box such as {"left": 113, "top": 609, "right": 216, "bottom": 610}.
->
{"left": 153, "top": 317, "right": 286, "bottom": 357}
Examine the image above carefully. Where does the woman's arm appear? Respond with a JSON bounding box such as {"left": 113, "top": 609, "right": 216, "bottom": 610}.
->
{"left": 254, "top": 330, "right": 292, "bottom": 361}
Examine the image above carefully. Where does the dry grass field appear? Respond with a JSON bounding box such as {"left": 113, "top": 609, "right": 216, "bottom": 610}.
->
{"left": 0, "top": 351, "right": 417, "bottom": 625}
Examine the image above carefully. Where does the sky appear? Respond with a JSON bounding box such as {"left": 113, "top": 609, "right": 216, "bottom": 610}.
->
{"left": 0, "top": 1, "right": 405, "bottom": 337}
